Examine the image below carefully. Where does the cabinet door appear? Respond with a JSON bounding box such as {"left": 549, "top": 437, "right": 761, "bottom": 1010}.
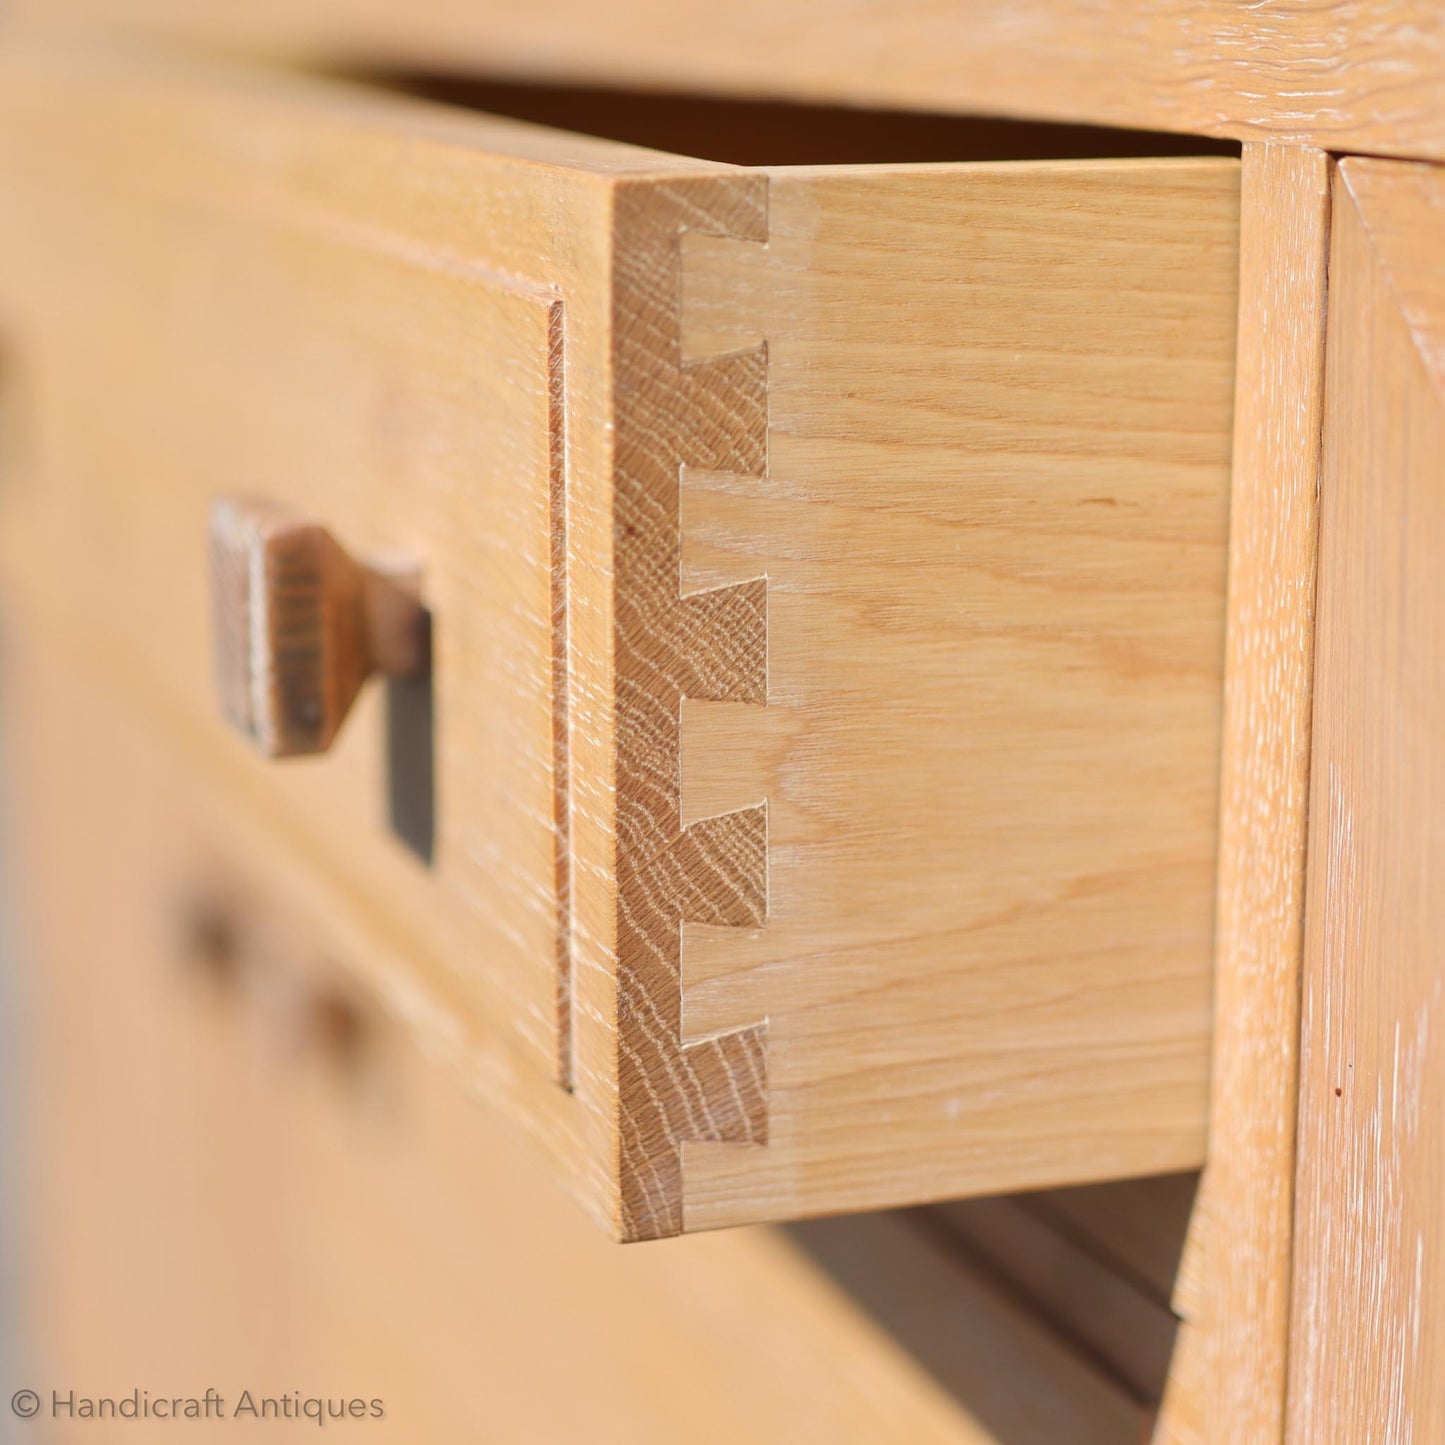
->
{"left": 1291, "top": 157, "right": 1445, "bottom": 1442}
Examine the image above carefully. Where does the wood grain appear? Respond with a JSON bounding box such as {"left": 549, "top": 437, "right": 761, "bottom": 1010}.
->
{"left": 4, "top": 633, "right": 1065, "bottom": 1445}
{"left": 0, "top": 42, "right": 1243, "bottom": 1240}
{"left": 0, "top": 40, "right": 769, "bottom": 1239}
{"left": 676, "top": 159, "right": 1239, "bottom": 1230}
{"left": 1154, "top": 144, "right": 1331, "bottom": 1445}
{"left": 17, "top": 0, "right": 1445, "bottom": 162}
{"left": 0, "top": 43, "right": 779, "bottom": 1240}
{"left": 608, "top": 169, "right": 773, "bottom": 1234}
{"left": 1289, "top": 156, "right": 1445, "bottom": 1445}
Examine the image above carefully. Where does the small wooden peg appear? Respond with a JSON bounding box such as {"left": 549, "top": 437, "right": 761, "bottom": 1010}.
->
{"left": 209, "top": 496, "right": 426, "bottom": 758}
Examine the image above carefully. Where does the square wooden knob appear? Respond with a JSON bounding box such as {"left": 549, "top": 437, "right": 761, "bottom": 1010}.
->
{"left": 209, "top": 496, "right": 426, "bottom": 757}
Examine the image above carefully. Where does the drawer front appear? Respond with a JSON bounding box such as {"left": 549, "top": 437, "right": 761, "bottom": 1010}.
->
{"left": 14, "top": 640, "right": 1150, "bottom": 1445}
{"left": 0, "top": 42, "right": 741, "bottom": 1232}
{"left": 8, "top": 644, "right": 1173, "bottom": 1445}
{"left": 0, "top": 43, "right": 1239, "bottom": 1238}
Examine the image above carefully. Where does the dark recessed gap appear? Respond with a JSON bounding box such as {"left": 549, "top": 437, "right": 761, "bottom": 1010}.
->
{"left": 356, "top": 73, "right": 1239, "bottom": 167}
{"left": 783, "top": 1171, "right": 1200, "bottom": 1445}
{"left": 386, "top": 605, "right": 436, "bottom": 866}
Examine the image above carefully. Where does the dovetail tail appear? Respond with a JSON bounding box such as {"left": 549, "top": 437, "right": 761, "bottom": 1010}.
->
{"left": 681, "top": 1022, "right": 769, "bottom": 1146}
{"left": 672, "top": 803, "right": 768, "bottom": 930}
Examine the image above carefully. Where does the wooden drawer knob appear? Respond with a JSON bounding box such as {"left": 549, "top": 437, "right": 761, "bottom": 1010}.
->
{"left": 209, "top": 497, "right": 426, "bottom": 757}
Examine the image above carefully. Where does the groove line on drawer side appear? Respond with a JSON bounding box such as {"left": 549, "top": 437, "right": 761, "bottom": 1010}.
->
{"left": 548, "top": 297, "right": 579, "bottom": 1090}
{"left": 612, "top": 174, "right": 772, "bottom": 1239}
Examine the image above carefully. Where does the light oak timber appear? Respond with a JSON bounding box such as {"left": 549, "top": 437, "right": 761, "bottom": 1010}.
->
{"left": 1289, "top": 156, "right": 1445, "bottom": 1445}
{"left": 0, "top": 42, "right": 1240, "bottom": 1239}
{"left": 0, "top": 41, "right": 768, "bottom": 1241}
{"left": 11, "top": 621, "right": 1164, "bottom": 1445}
{"left": 676, "top": 159, "right": 1237, "bottom": 1229}
{"left": 8, "top": 636, "right": 1108, "bottom": 1445}
{"left": 16, "top": 1, "right": 1445, "bottom": 163}
{"left": 1158, "top": 145, "right": 1331, "bottom": 1445}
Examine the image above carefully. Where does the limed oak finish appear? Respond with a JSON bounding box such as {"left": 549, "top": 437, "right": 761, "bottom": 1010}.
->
{"left": 2, "top": 5, "right": 1444, "bottom": 1443}
{"left": 19, "top": 0, "right": 1445, "bottom": 160}
{"left": 1164, "top": 142, "right": 1330, "bottom": 1445}
{"left": 1291, "top": 156, "right": 1445, "bottom": 1444}
{"left": 9, "top": 637, "right": 1158, "bottom": 1445}
{"left": 0, "top": 43, "right": 1240, "bottom": 1240}
{"left": 675, "top": 164, "right": 1236, "bottom": 1229}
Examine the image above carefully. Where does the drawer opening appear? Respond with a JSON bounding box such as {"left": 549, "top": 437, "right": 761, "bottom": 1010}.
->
{"left": 365, "top": 73, "right": 1239, "bottom": 166}
{"left": 786, "top": 1171, "right": 1198, "bottom": 1444}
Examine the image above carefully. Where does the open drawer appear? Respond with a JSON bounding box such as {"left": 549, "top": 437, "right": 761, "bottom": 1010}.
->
{"left": 0, "top": 40, "right": 1238, "bottom": 1239}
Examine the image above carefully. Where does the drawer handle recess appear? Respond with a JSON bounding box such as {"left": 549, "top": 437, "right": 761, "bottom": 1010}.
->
{"left": 208, "top": 496, "right": 426, "bottom": 757}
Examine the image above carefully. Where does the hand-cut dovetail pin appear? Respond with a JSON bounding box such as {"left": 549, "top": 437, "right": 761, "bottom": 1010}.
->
{"left": 209, "top": 496, "right": 428, "bottom": 758}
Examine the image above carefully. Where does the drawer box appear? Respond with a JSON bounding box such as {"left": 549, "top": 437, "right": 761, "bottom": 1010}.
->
{"left": 0, "top": 43, "right": 1238, "bottom": 1239}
